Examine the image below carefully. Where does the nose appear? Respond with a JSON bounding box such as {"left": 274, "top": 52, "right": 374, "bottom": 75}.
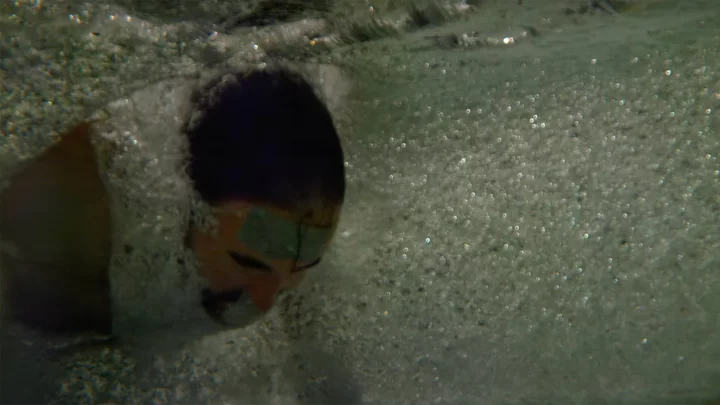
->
{"left": 245, "top": 276, "right": 282, "bottom": 312}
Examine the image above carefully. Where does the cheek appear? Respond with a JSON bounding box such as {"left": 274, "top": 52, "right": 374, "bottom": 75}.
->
{"left": 283, "top": 271, "right": 308, "bottom": 290}
{"left": 192, "top": 230, "right": 252, "bottom": 291}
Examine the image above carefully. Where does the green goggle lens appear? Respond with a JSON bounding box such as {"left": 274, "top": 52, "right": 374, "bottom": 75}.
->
{"left": 236, "top": 207, "right": 333, "bottom": 262}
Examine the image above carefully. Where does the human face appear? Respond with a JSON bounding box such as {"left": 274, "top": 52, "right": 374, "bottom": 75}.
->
{"left": 190, "top": 200, "right": 340, "bottom": 318}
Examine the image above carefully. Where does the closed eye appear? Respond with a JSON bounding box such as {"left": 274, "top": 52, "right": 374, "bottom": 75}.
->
{"left": 228, "top": 251, "right": 273, "bottom": 272}
{"left": 292, "top": 257, "right": 322, "bottom": 273}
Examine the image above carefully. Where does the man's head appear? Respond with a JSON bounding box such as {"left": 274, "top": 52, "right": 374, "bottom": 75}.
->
{"left": 185, "top": 67, "right": 346, "bottom": 319}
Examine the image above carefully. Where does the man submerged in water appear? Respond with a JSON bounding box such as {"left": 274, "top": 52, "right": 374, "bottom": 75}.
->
{"left": 185, "top": 68, "right": 346, "bottom": 324}
{"left": 0, "top": 66, "right": 346, "bottom": 333}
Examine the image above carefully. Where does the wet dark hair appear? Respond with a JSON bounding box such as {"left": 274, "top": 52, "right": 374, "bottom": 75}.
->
{"left": 185, "top": 68, "right": 346, "bottom": 210}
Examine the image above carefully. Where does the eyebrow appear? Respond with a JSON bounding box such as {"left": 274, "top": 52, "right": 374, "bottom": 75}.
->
{"left": 227, "top": 251, "right": 272, "bottom": 272}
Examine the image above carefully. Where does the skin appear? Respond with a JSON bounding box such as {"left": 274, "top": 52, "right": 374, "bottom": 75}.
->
{"left": 0, "top": 122, "right": 113, "bottom": 334}
{"left": 189, "top": 199, "right": 341, "bottom": 318}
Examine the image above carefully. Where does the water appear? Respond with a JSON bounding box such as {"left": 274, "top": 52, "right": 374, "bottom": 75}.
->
{"left": 1, "top": 0, "right": 719, "bottom": 403}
